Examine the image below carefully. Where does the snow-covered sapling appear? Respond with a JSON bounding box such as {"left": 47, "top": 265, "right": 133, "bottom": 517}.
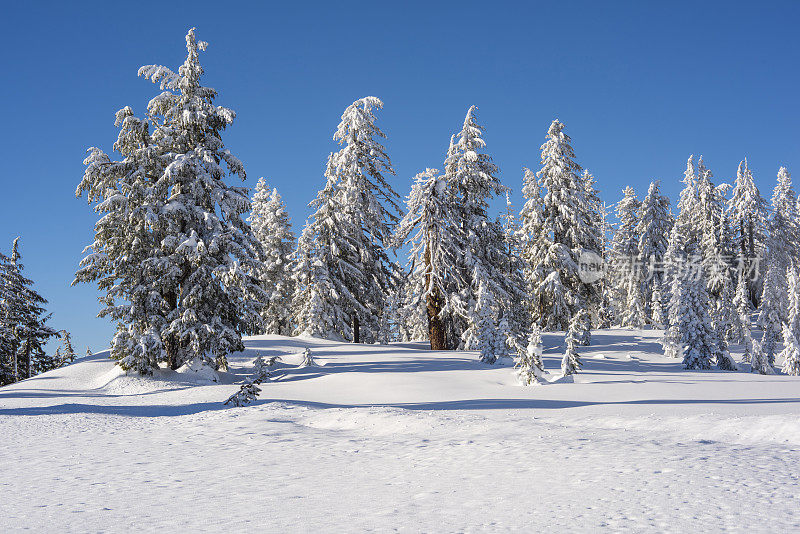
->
{"left": 299, "top": 347, "right": 317, "bottom": 367}
{"left": 224, "top": 380, "right": 262, "bottom": 407}
{"left": 516, "top": 324, "right": 545, "bottom": 385}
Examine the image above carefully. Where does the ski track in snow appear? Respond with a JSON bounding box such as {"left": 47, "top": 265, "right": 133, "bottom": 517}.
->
{"left": 1, "top": 329, "right": 799, "bottom": 533}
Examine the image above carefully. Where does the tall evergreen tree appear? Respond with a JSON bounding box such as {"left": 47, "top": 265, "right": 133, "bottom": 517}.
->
{"left": 780, "top": 267, "right": 800, "bottom": 375}
{"left": 758, "top": 167, "right": 798, "bottom": 366}
{"left": 75, "top": 28, "right": 265, "bottom": 374}
{"left": 727, "top": 158, "right": 768, "bottom": 306}
{"left": 291, "top": 181, "right": 349, "bottom": 339}
{"left": 293, "top": 97, "right": 400, "bottom": 343}
{"left": 394, "top": 168, "right": 461, "bottom": 349}
{"left": 248, "top": 179, "right": 296, "bottom": 335}
{"left": 526, "top": 119, "right": 597, "bottom": 335}
{"left": 636, "top": 180, "right": 673, "bottom": 324}
{"left": 0, "top": 238, "right": 57, "bottom": 383}
{"left": 432, "top": 106, "right": 510, "bottom": 359}
{"left": 610, "top": 187, "right": 642, "bottom": 325}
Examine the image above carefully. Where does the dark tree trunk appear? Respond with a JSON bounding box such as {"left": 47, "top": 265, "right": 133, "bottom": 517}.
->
{"left": 424, "top": 244, "right": 447, "bottom": 350}
{"left": 165, "top": 290, "right": 180, "bottom": 370}
{"left": 353, "top": 314, "right": 360, "bottom": 344}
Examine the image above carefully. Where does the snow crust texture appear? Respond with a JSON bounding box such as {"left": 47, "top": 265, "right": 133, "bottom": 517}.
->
{"left": 2, "top": 329, "right": 799, "bottom": 533}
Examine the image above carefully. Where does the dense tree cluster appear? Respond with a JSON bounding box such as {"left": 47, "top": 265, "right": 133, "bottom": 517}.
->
{"left": 68, "top": 28, "right": 800, "bottom": 385}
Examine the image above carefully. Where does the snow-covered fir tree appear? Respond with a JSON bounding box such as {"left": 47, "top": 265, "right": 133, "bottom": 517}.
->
{"left": 76, "top": 29, "right": 265, "bottom": 374}
{"left": 727, "top": 158, "right": 769, "bottom": 306}
{"left": 461, "top": 266, "right": 499, "bottom": 363}
{"left": 712, "top": 274, "right": 739, "bottom": 371}
{"left": 442, "top": 106, "right": 511, "bottom": 356}
{"left": 293, "top": 97, "right": 401, "bottom": 343}
{"left": 758, "top": 167, "right": 798, "bottom": 367}
{"left": 780, "top": 267, "right": 800, "bottom": 375}
{"left": 622, "top": 275, "right": 646, "bottom": 329}
{"left": 676, "top": 253, "right": 718, "bottom": 370}
{"left": 299, "top": 347, "right": 317, "bottom": 367}
{"left": 758, "top": 251, "right": 785, "bottom": 369}
{"left": 663, "top": 157, "right": 700, "bottom": 360}
{"left": 57, "top": 330, "right": 76, "bottom": 368}
{"left": 291, "top": 180, "right": 350, "bottom": 339}
{"left": 524, "top": 119, "right": 601, "bottom": 339}
{"left": 0, "top": 238, "right": 57, "bottom": 384}
{"left": 731, "top": 260, "right": 752, "bottom": 348}
{"left": 750, "top": 336, "right": 774, "bottom": 375}
{"left": 636, "top": 180, "right": 673, "bottom": 323}
{"left": 248, "top": 178, "right": 296, "bottom": 335}
{"left": 498, "top": 192, "right": 531, "bottom": 351}
{"left": 516, "top": 323, "right": 545, "bottom": 385}
{"left": 394, "top": 168, "right": 460, "bottom": 349}
{"left": 609, "top": 187, "right": 641, "bottom": 325}
{"left": 561, "top": 310, "right": 585, "bottom": 376}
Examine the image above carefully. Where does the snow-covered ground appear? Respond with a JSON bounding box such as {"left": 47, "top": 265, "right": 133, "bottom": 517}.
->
{"left": 2, "top": 329, "right": 799, "bottom": 532}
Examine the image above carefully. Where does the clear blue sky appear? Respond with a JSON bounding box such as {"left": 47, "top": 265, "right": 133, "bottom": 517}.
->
{"left": 1, "top": 0, "right": 798, "bottom": 354}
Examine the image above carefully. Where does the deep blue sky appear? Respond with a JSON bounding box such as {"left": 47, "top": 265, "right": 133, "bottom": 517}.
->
{"left": 1, "top": 1, "right": 798, "bottom": 354}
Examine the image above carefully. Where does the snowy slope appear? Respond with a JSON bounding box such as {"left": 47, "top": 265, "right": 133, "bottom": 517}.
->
{"left": 1, "top": 329, "right": 799, "bottom": 532}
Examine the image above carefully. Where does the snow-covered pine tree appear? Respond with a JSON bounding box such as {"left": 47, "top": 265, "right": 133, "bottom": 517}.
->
{"left": 499, "top": 192, "right": 531, "bottom": 350}
{"left": 0, "top": 249, "right": 14, "bottom": 385}
{"left": 57, "top": 330, "right": 76, "bottom": 367}
{"left": 663, "top": 156, "right": 700, "bottom": 359}
{"left": 526, "top": 120, "right": 597, "bottom": 333}
{"left": 376, "top": 288, "right": 400, "bottom": 344}
{"left": 76, "top": 29, "right": 265, "bottom": 374}
{"left": 779, "top": 322, "right": 800, "bottom": 376}
{"left": 299, "top": 347, "right": 317, "bottom": 367}
{"left": 731, "top": 258, "right": 752, "bottom": 349}
{"left": 516, "top": 323, "right": 545, "bottom": 385}
{"left": 750, "top": 336, "right": 774, "bottom": 375}
{"left": 712, "top": 273, "right": 739, "bottom": 371}
{"left": 758, "top": 167, "right": 798, "bottom": 366}
{"left": 636, "top": 180, "right": 673, "bottom": 323}
{"left": 291, "top": 179, "right": 352, "bottom": 340}
{"left": 248, "top": 179, "right": 296, "bottom": 335}
{"left": 561, "top": 310, "right": 585, "bottom": 376}
{"left": 609, "top": 187, "right": 641, "bottom": 325}
{"left": 758, "top": 252, "right": 785, "bottom": 369}
{"left": 442, "top": 106, "right": 509, "bottom": 354}
{"left": 224, "top": 380, "right": 262, "bottom": 407}
{"left": 395, "top": 269, "right": 428, "bottom": 342}
{"left": 695, "top": 158, "right": 731, "bottom": 294}
{"left": 394, "top": 168, "right": 460, "bottom": 349}
{"left": 461, "top": 264, "right": 499, "bottom": 363}
{"left": 323, "top": 96, "right": 401, "bottom": 343}
{"left": 0, "top": 238, "right": 57, "bottom": 382}
{"left": 622, "top": 275, "right": 646, "bottom": 329}
{"left": 780, "top": 267, "right": 800, "bottom": 375}
{"left": 578, "top": 170, "right": 607, "bottom": 330}
{"left": 677, "top": 247, "right": 718, "bottom": 370}
{"left": 727, "top": 158, "right": 769, "bottom": 306}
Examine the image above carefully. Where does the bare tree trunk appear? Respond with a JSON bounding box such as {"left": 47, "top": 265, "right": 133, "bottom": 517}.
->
{"left": 353, "top": 314, "right": 360, "bottom": 344}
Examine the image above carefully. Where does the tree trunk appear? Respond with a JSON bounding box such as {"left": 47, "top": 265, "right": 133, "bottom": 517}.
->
{"left": 24, "top": 337, "right": 32, "bottom": 379}
{"left": 165, "top": 290, "right": 180, "bottom": 370}
{"left": 353, "top": 314, "right": 360, "bottom": 344}
{"left": 424, "top": 242, "right": 447, "bottom": 350}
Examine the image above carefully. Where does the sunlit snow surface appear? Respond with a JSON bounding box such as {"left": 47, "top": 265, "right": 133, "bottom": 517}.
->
{"left": 2, "top": 329, "right": 799, "bottom": 532}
